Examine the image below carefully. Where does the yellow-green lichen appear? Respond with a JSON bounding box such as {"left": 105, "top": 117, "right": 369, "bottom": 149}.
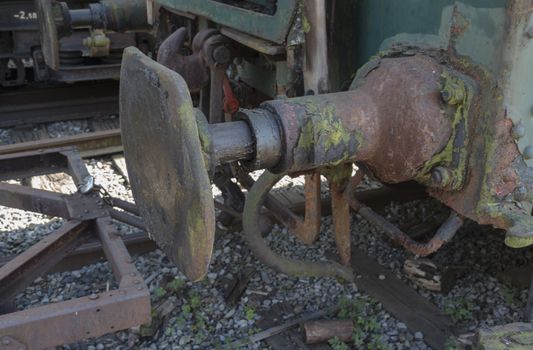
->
{"left": 504, "top": 235, "right": 533, "bottom": 249}
{"left": 415, "top": 70, "right": 472, "bottom": 190}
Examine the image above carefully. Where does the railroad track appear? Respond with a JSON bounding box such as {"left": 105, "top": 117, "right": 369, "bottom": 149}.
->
{"left": 0, "top": 80, "right": 119, "bottom": 128}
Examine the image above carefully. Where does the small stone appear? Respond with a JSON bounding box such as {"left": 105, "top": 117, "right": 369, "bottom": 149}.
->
{"left": 378, "top": 274, "right": 386, "bottom": 280}
{"left": 224, "top": 309, "right": 236, "bottom": 318}
{"left": 96, "top": 343, "right": 105, "bottom": 350}
{"left": 414, "top": 331, "right": 424, "bottom": 340}
{"left": 397, "top": 322, "right": 407, "bottom": 330}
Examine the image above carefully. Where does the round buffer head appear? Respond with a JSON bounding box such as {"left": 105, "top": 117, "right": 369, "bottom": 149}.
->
{"left": 120, "top": 47, "right": 215, "bottom": 281}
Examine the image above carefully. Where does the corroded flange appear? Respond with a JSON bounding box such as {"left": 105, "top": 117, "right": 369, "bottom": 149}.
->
{"left": 120, "top": 47, "right": 215, "bottom": 281}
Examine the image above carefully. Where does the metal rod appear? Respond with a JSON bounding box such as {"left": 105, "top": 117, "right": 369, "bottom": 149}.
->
{"left": 345, "top": 183, "right": 464, "bottom": 256}
{"left": 0, "top": 221, "right": 89, "bottom": 307}
{"left": 69, "top": 9, "right": 93, "bottom": 28}
{"left": 0, "top": 183, "right": 70, "bottom": 218}
{"left": 110, "top": 197, "right": 139, "bottom": 216}
{"left": 242, "top": 170, "right": 354, "bottom": 281}
{"left": 209, "top": 121, "right": 255, "bottom": 165}
{"left": 109, "top": 209, "right": 146, "bottom": 230}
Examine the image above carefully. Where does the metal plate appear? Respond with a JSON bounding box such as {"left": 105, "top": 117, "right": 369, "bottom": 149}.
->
{"left": 35, "top": 0, "right": 60, "bottom": 70}
{"left": 120, "top": 47, "right": 215, "bottom": 281}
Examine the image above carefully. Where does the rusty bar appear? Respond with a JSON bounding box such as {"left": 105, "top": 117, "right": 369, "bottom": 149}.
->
{"left": 209, "top": 67, "right": 225, "bottom": 123}
{"left": 0, "top": 149, "right": 69, "bottom": 181}
{"left": 0, "top": 183, "right": 70, "bottom": 218}
{"left": 0, "top": 232, "right": 156, "bottom": 274}
{"left": 238, "top": 171, "right": 323, "bottom": 245}
{"left": 0, "top": 221, "right": 89, "bottom": 306}
{"left": 62, "top": 149, "right": 94, "bottom": 193}
{"left": 346, "top": 190, "right": 464, "bottom": 256}
{"left": 109, "top": 209, "right": 146, "bottom": 230}
{"left": 0, "top": 131, "right": 122, "bottom": 157}
{"left": 330, "top": 181, "right": 351, "bottom": 266}
{"left": 242, "top": 170, "right": 354, "bottom": 281}
{"left": 94, "top": 217, "right": 143, "bottom": 287}
{"left": 110, "top": 197, "right": 140, "bottom": 216}
{"left": 0, "top": 286, "right": 150, "bottom": 349}
{"left": 294, "top": 173, "right": 322, "bottom": 244}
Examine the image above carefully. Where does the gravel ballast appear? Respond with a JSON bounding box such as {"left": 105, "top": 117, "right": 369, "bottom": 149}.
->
{"left": 1, "top": 124, "right": 533, "bottom": 349}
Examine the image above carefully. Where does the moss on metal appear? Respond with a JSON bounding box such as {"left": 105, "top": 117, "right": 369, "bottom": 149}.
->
{"left": 293, "top": 100, "right": 362, "bottom": 169}
{"left": 415, "top": 70, "right": 472, "bottom": 191}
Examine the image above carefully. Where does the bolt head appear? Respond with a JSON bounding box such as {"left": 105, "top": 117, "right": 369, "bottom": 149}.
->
{"left": 514, "top": 186, "right": 528, "bottom": 201}
{"left": 523, "top": 145, "right": 533, "bottom": 160}
{"left": 512, "top": 121, "right": 526, "bottom": 140}
{"left": 212, "top": 46, "right": 231, "bottom": 65}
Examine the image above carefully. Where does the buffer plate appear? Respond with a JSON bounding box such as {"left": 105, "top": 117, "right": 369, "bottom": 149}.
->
{"left": 120, "top": 47, "right": 214, "bottom": 281}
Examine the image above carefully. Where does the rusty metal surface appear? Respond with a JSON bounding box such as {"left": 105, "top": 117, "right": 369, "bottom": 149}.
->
{"left": 0, "top": 147, "right": 151, "bottom": 348}
{"left": 120, "top": 47, "right": 215, "bottom": 281}
{"left": 242, "top": 170, "right": 354, "bottom": 281}
{"left": 0, "top": 285, "right": 150, "bottom": 349}
{"left": 0, "top": 130, "right": 122, "bottom": 158}
{"left": 330, "top": 180, "right": 351, "bottom": 266}
{"left": 263, "top": 55, "right": 452, "bottom": 180}
{"left": 344, "top": 172, "right": 464, "bottom": 257}
{"left": 0, "top": 221, "right": 89, "bottom": 306}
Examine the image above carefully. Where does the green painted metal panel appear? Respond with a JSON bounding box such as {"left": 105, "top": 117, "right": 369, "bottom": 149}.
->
{"left": 154, "top": 0, "right": 298, "bottom": 44}
{"left": 352, "top": 0, "right": 506, "bottom": 67}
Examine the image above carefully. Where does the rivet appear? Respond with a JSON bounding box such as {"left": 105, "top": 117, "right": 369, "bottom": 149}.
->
{"left": 526, "top": 26, "right": 533, "bottom": 39}
{"left": 514, "top": 186, "right": 528, "bottom": 201}
{"left": 89, "top": 293, "right": 98, "bottom": 300}
{"left": 512, "top": 121, "right": 525, "bottom": 140}
{"left": 440, "top": 90, "right": 452, "bottom": 103}
{"left": 523, "top": 145, "right": 533, "bottom": 160}
{"left": 431, "top": 166, "right": 452, "bottom": 187}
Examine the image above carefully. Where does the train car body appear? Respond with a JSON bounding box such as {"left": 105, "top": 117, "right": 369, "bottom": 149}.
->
{"left": 2, "top": 1, "right": 533, "bottom": 348}
{"left": 0, "top": 0, "right": 152, "bottom": 86}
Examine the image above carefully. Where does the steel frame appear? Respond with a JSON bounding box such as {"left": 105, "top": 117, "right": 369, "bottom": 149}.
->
{"left": 0, "top": 147, "right": 151, "bottom": 350}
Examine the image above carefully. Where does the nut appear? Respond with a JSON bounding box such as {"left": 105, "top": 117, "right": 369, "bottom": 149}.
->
{"left": 431, "top": 166, "right": 453, "bottom": 187}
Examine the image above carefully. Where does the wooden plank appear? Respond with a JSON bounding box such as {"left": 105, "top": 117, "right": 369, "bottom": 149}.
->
{"left": 350, "top": 248, "right": 453, "bottom": 350}
{"left": 257, "top": 303, "right": 332, "bottom": 350}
